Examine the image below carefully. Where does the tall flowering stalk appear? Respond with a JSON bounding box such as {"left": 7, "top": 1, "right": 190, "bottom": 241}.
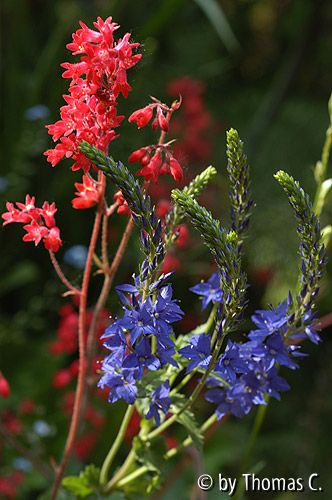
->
{"left": 1, "top": 15, "right": 330, "bottom": 500}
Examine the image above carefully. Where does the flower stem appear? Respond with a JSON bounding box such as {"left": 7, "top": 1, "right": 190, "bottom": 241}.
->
{"left": 313, "top": 124, "right": 332, "bottom": 216}
{"left": 86, "top": 216, "right": 135, "bottom": 373}
{"left": 48, "top": 250, "right": 80, "bottom": 295}
{"left": 111, "top": 413, "right": 218, "bottom": 491}
{"left": 233, "top": 402, "right": 269, "bottom": 500}
{"left": 143, "top": 329, "right": 226, "bottom": 442}
{"left": 50, "top": 173, "right": 105, "bottom": 500}
{"left": 100, "top": 405, "right": 135, "bottom": 486}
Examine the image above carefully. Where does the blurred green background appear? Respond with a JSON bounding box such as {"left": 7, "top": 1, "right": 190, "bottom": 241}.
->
{"left": 1, "top": 0, "right": 332, "bottom": 498}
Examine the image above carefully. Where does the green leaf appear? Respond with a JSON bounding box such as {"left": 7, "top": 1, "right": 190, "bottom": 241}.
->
{"left": 171, "top": 394, "right": 203, "bottom": 450}
{"left": 193, "top": 0, "right": 240, "bottom": 53}
{"left": 62, "top": 465, "right": 100, "bottom": 498}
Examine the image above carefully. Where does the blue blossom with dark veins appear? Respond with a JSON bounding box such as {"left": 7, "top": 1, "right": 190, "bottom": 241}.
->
{"left": 149, "top": 285, "right": 184, "bottom": 333}
{"left": 98, "top": 358, "right": 138, "bottom": 405}
{"left": 264, "top": 333, "right": 298, "bottom": 369}
{"left": 179, "top": 334, "right": 212, "bottom": 373}
{"left": 249, "top": 301, "right": 288, "bottom": 341}
{"left": 146, "top": 381, "right": 171, "bottom": 425}
{"left": 205, "top": 386, "right": 253, "bottom": 420}
{"left": 122, "top": 337, "right": 160, "bottom": 377}
{"left": 214, "top": 341, "right": 248, "bottom": 383}
{"left": 190, "top": 272, "right": 223, "bottom": 310}
{"left": 156, "top": 335, "right": 178, "bottom": 367}
{"left": 124, "top": 304, "right": 155, "bottom": 344}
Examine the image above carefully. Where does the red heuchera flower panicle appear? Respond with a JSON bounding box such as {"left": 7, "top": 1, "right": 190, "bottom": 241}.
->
{"left": 167, "top": 76, "right": 213, "bottom": 162}
{"left": 44, "top": 17, "right": 141, "bottom": 172}
{"left": 2, "top": 196, "right": 62, "bottom": 252}
{"left": 0, "top": 372, "right": 10, "bottom": 399}
{"left": 128, "top": 97, "right": 183, "bottom": 183}
{"left": 49, "top": 303, "right": 109, "bottom": 355}
{"left": 0, "top": 471, "right": 24, "bottom": 499}
{"left": 72, "top": 174, "right": 100, "bottom": 209}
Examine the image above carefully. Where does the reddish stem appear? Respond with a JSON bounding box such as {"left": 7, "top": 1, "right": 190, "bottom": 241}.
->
{"left": 50, "top": 173, "right": 106, "bottom": 500}
{"left": 48, "top": 250, "right": 80, "bottom": 295}
{"left": 86, "top": 216, "right": 135, "bottom": 375}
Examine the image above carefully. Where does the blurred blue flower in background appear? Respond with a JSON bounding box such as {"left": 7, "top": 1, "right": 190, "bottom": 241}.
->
{"left": 32, "top": 420, "right": 54, "bottom": 437}
{"left": 0, "top": 177, "right": 8, "bottom": 193}
{"left": 25, "top": 105, "right": 50, "bottom": 121}
{"left": 12, "top": 457, "right": 32, "bottom": 472}
{"left": 64, "top": 245, "right": 88, "bottom": 269}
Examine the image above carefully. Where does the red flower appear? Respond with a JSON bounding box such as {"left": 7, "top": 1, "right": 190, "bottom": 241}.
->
{"left": 169, "top": 157, "right": 183, "bottom": 182}
{"left": 162, "top": 254, "right": 181, "bottom": 273}
{"left": 72, "top": 175, "right": 100, "bottom": 209}
{"left": 43, "top": 226, "right": 62, "bottom": 252}
{"left": 2, "top": 196, "right": 62, "bottom": 253}
{"left": 114, "top": 190, "right": 131, "bottom": 216}
{"left": 53, "top": 369, "right": 73, "bottom": 389}
{"left": 0, "top": 372, "right": 10, "bottom": 399}
{"left": 44, "top": 17, "right": 141, "bottom": 172}
{"left": 156, "top": 199, "right": 171, "bottom": 218}
{"left": 19, "top": 399, "right": 36, "bottom": 414}
{"left": 74, "top": 431, "right": 98, "bottom": 460}
{"left": 0, "top": 471, "right": 24, "bottom": 499}
{"left": 128, "top": 106, "right": 153, "bottom": 128}
{"left": 175, "top": 224, "right": 189, "bottom": 248}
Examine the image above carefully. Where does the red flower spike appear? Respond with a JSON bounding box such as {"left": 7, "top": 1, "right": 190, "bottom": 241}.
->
{"left": 44, "top": 17, "right": 141, "bottom": 172}
{"left": 72, "top": 175, "right": 100, "bottom": 209}
{"left": 0, "top": 373, "right": 10, "bottom": 399}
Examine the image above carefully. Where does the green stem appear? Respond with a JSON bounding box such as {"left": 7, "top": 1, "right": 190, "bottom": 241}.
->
{"left": 233, "top": 402, "right": 269, "bottom": 500}
{"left": 100, "top": 405, "right": 135, "bottom": 486}
{"left": 170, "top": 303, "right": 219, "bottom": 396}
{"left": 114, "top": 414, "right": 218, "bottom": 490}
{"left": 143, "top": 330, "right": 226, "bottom": 442}
{"left": 313, "top": 125, "right": 332, "bottom": 216}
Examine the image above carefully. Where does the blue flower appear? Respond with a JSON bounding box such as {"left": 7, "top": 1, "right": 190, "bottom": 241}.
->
{"left": 179, "top": 334, "right": 212, "bottom": 373}
{"left": 146, "top": 381, "right": 171, "bottom": 425}
{"left": 214, "top": 341, "right": 248, "bottom": 383}
{"left": 63, "top": 245, "right": 88, "bottom": 269}
{"left": 249, "top": 301, "right": 288, "bottom": 341}
{"left": 190, "top": 272, "right": 223, "bottom": 310}
{"left": 205, "top": 386, "right": 253, "bottom": 420}
{"left": 98, "top": 358, "right": 138, "bottom": 405}
{"left": 123, "top": 337, "right": 161, "bottom": 377}
{"left": 124, "top": 304, "right": 155, "bottom": 344}
{"left": 25, "top": 104, "right": 50, "bottom": 121}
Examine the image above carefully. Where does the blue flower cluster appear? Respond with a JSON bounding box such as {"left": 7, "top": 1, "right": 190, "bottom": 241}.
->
{"left": 179, "top": 272, "right": 321, "bottom": 421}
{"left": 204, "top": 301, "right": 319, "bottom": 419}
{"left": 98, "top": 273, "right": 183, "bottom": 415}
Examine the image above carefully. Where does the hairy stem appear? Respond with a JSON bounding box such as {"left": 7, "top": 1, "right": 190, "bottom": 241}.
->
{"left": 50, "top": 173, "right": 105, "bottom": 500}
{"left": 48, "top": 250, "right": 80, "bottom": 295}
